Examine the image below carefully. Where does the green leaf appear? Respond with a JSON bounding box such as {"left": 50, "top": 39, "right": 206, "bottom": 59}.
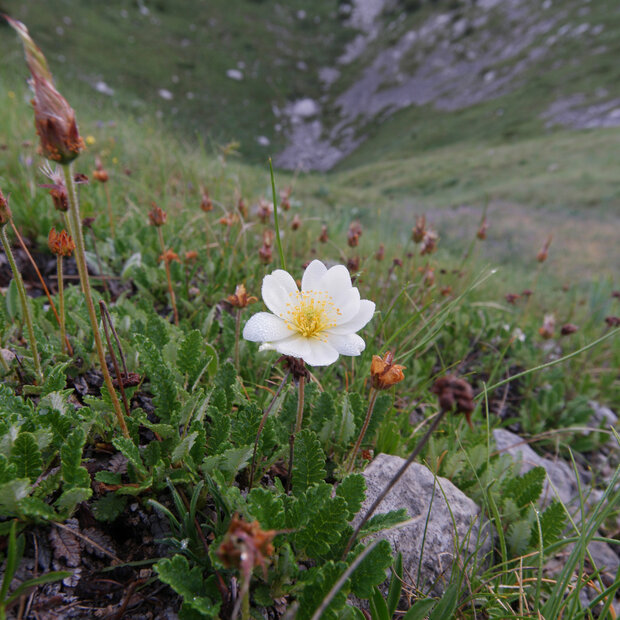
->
{"left": 206, "top": 405, "right": 231, "bottom": 455}
{"left": 41, "top": 363, "right": 70, "bottom": 396}
{"left": 172, "top": 431, "right": 199, "bottom": 464}
{"left": 336, "top": 474, "right": 366, "bottom": 519}
{"left": 247, "top": 488, "right": 286, "bottom": 530}
{"left": 387, "top": 552, "right": 403, "bottom": 617}
{"left": 358, "top": 509, "right": 409, "bottom": 538}
{"left": 429, "top": 583, "right": 459, "bottom": 620}
{"left": 11, "top": 432, "right": 42, "bottom": 482}
{"left": 297, "top": 561, "right": 349, "bottom": 620}
{"left": 92, "top": 494, "right": 128, "bottom": 522}
{"left": 19, "top": 497, "right": 56, "bottom": 521}
{"left": 370, "top": 585, "right": 390, "bottom": 620}
{"left": 403, "top": 598, "right": 437, "bottom": 620}
{"left": 292, "top": 429, "right": 326, "bottom": 495}
{"left": 54, "top": 486, "right": 92, "bottom": 515}
{"left": 112, "top": 437, "right": 148, "bottom": 477}
{"left": 507, "top": 519, "right": 533, "bottom": 556}
{"left": 94, "top": 471, "right": 122, "bottom": 485}
{"left": 178, "top": 329, "right": 202, "bottom": 376}
{"left": 155, "top": 555, "right": 220, "bottom": 616}
{"left": 230, "top": 403, "right": 262, "bottom": 447}
{"left": 350, "top": 540, "right": 393, "bottom": 599}
{"left": 61, "top": 428, "right": 90, "bottom": 487}
{"left": 0, "top": 455, "right": 17, "bottom": 485}
{"left": 201, "top": 445, "right": 253, "bottom": 483}
{"left": 0, "top": 479, "right": 31, "bottom": 514}
{"left": 532, "top": 500, "right": 566, "bottom": 548}
{"left": 504, "top": 466, "right": 546, "bottom": 507}
{"left": 5, "top": 278, "right": 20, "bottom": 320}
{"left": 134, "top": 334, "right": 178, "bottom": 423}
{"left": 0, "top": 520, "right": 19, "bottom": 601}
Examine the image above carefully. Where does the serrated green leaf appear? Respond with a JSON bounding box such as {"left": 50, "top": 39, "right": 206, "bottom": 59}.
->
{"left": 206, "top": 407, "right": 230, "bottom": 455}
{"left": 230, "top": 403, "right": 262, "bottom": 447}
{"left": 94, "top": 471, "right": 122, "bottom": 485}
{"left": 19, "top": 497, "right": 56, "bottom": 521}
{"left": 336, "top": 474, "right": 366, "bottom": 519}
{"left": 61, "top": 428, "right": 90, "bottom": 487}
{"left": 507, "top": 519, "right": 532, "bottom": 556}
{"left": 11, "top": 432, "right": 42, "bottom": 482}
{"left": 358, "top": 509, "right": 409, "bottom": 538}
{"left": 178, "top": 330, "right": 203, "bottom": 377}
{"left": 350, "top": 540, "right": 393, "bottom": 599}
{"left": 533, "top": 500, "right": 566, "bottom": 548}
{"left": 92, "top": 494, "right": 127, "bottom": 522}
{"left": 41, "top": 363, "right": 70, "bottom": 396}
{"left": 201, "top": 445, "right": 253, "bottom": 484}
{"left": 505, "top": 466, "right": 546, "bottom": 507}
{"left": 172, "top": 431, "right": 198, "bottom": 464}
{"left": 112, "top": 437, "right": 148, "bottom": 477}
{"left": 0, "top": 455, "right": 18, "bottom": 485}
{"left": 297, "top": 561, "right": 349, "bottom": 620}
{"left": 247, "top": 488, "right": 286, "bottom": 530}
{"left": 403, "top": 598, "right": 436, "bottom": 620}
{"left": 292, "top": 429, "right": 326, "bottom": 495}
{"left": 54, "top": 486, "right": 92, "bottom": 515}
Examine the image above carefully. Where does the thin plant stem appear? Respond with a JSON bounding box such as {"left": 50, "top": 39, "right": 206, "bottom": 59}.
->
{"left": 88, "top": 228, "right": 111, "bottom": 300}
{"left": 62, "top": 164, "right": 129, "bottom": 439}
{"left": 157, "top": 226, "right": 179, "bottom": 326}
{"left": 286, "top": 375, "right": 306, "bottom": 493}
{"left": 103, "top": 183, "right": 115, "bottom": 237}
{"left": 100, "top": 301, "right": 130, "bottom": 377}
{"left": 248, "top": 370, "right": 290, "bottom": 490}
{"left": 342, "top": 408, "right": 447, "bottom": 558}
{"left": 0, "top": 348, "right": 10, "bottom": 373}
{"left": 99, "top": 301, "right": 131, "bottom": 419}
{"left": 57, "top": 255, "right": 66, "bottom": 355}
{"left": 234, "top": 308, "right": 241, "bottom": 371}
{"left": 0, "top": 225, "right": 43, "bottom": 382}
{"left": 268, "top": 158, "right": 286, "bottom": 271}
{"left": 346, "top": 387, "right": 378, "bottom": 474}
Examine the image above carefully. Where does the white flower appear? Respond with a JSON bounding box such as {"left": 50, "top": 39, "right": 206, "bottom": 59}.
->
{"left": 243, "top": 260, "right": 375, "bottom": 366}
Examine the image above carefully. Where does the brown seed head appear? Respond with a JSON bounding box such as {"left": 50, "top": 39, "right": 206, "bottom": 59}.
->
{"left": 347, "top": 256, "right": 360, "bottom": 272}
{"left": 200, "top": 190, "right": 213, "bottom": 212}
{"left": 476, "top": 218, "right": 488, "bottom": 240}
{"left": 0, "top": 189, "right": 11, "bottom": 226}
{"left": 375, "top": 244, "right": 385, "bottom": 261}
{"left": 521, "top": 289, "right": 533, "bottom": 298}
{"left": 92, "top": 156, "right": 109, "bottom": 183}
{"left": 538, "top": 313, "right": 555, "bottom": 339}
{"left": 505, "top": 293, "right": 520, "bottom": 305}
{"left": 257, "top": 199, "right": 273, "bottom": 223}
{"left": 431, "top": 375, "right": 475, "bottom": 425}
{"left": 370, "top": 351, "right": 405, "bottom": 390}
{"left": 227, "top": 283, "right": 257, "bottom": 308}
{"left": 291, "top": 214, "right": 301, "bottom": 231}
{"left": 318, "top": 224, "right": 328, "bottom": 244}
{"left": 237, "top": 197, "right": 247, "bottom": 218}
{"left": 440, "top": 286, "right": 452, "bottom": 297}
{"left": 605, "top": 316, "right": 620, "bottom": 328}
{"left": 560, "top": 323, "right": 579, "bottom": 336}
{"left": 159, "top": 248, "right": 180, "bottom": 263}
{"left": 148, "top": 203, "right": 167, "bottom": 227}
{"left": 420, "top": 230, "right": 438, "bottom": 255}
{"left": 258, "top": 243, "right": 273, "bottom": 264}
{"left": 48, "top": 227, "right": 75, "bottom": 257}
{"left": 347, "top": 220, "right": 363, "bottom": 248}
{"left": 184, "top": 250, "right": 198, "bottom": 263}
{"left": 423, "top": 267, "right": 435, "bottom": 287}
{"left": 412, "top": 215, "right": 426, "bottom": 243}
{"left": 393, "top": 257, "right": 403, "bottom": 268}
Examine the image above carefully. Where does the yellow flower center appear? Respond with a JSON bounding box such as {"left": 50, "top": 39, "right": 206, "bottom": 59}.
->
{"left": 283, "top": 291, "right": 341, "bottom": 339}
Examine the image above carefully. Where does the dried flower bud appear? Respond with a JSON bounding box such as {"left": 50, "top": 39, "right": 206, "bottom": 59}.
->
{"left": 217, "top": 515, "right": 276, "bottom": 578}
{"left": 370, "top": 351, "right": 405, "bottom": 390}
{"left": 257, "top": 199, "right": 273, "bottom": 223}
{"left": 237, "top": 197, "right": 247, "bottom": 218}
{"left": 611, "top": 291, "right": 620, "bottom": 299}
{"left": 262, "top": 229, "right": 274, "bottom": 247}
{"left": 476, "top": 218, "right": 488, "bottom": 240}
{"left": 537, "top": 235, "right": 552, "bottom": 263}
{"left": 347, "top": 221, "right": 363, "bottom": 248}
{"left": 605, "top": 316, "right": 620, "bottom": 328}
{"left": 318, "top": 225, "right": 328, "bottom": 244}
{"left": 148, "top": 203, "right": 167, "bottom": 227}
{"left": 393, "top": 257, "right": 403, "bottom": 268}
{"left": 505, "top": 293, "right": 520, "bottom": 304}
{"left": 227, "top": 283, "right": 257, "bottom": 308}
{"left": 440, "top": 286, "right": 452, "bottom": 297}
{"left": 82, "top": 216, "right": 96, "bottom": 229}
{"left": 560, "top": 323, "right": 578, "bottom": 336}
{"left": 258, "top": 243, "right": 272, "bottom": 264}
{"left": 431, "top": 375, "right": 475, "bottom": 426}
{"left": 0, "top": 190, "right": 11, "bottom": 226}
{"left": 48, "top": 227, "right": 75, "bottom": 257}
{"left": 521, "top": 289, "right": 533, "bottom": 298}
{"left": 291, "top": 214, "right": 301, "bottom": 231}
{"left": 93, "top": 156, "right": 109, "bottom": 183}
{"left": 200, "top": 190, "right": 213, "bottom": 212}
{"left": 420, "top": 230, "right": 438, "bottom": 255}
{"left": 423, "top": 267, "right": 435, "bottom": 287}
{"left": 159, "top": 249, "right": 180, "bottom": 263}
{"left": 375, "top": 244, "right": 385, "bottom": 261}
{"left": 538, "top": 313, "right": 555, "bottom": 339}
{"left": 8, "top": 18, "right": 84, "bottom": 164}
{"left": 219, "top": 212, "right": 238, "bottom": 227}
{"left": 279, "top": 355, "right": 310, "bottom": 382}
{"left": 184, "top": 250, "right": 198, "bottom": 263}
{"left": 412, "top": 215, "right": 426, "bottom": 243}
{"left": 347, "top": 256, "right": 360, "bottom": 272}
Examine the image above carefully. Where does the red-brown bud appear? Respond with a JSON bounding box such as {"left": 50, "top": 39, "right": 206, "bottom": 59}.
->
{"left": 538, "top": 313, "right": 555, "bottom": 339}
{"left": 148, "top": 203, "right": 167, "bottom": 227}
{"left": 93, "top": 157, "right": 109, "bottom": 183}
{"left": 375, "top": 244, "right": 385, "bottom": 261}
{"left": 347, "top": 256, "right": 360, "bottom": 272}
{"left": 291, "top": 214, "right": 301, "bottom": 231}
{"left": 159, "top": 249, "right": 180, "bottom": 263}
{"left": 420, "top": 230, "right": 438, "bottom": 255}
{"left": 200, "top": 190, "right": 213, "bottom": 212}
{"left": 412, "top": 215, "right": 426, "bottom": 243}
{"left": 227, "top": 283, "right": 257, "bottom": 308}
{"left": 537, "top": 235, "right": 552, "bottom": 263}
{"left": 347, "top": 221, "right": 362, "bottom": 248}
{"left": 431, "top": 375, "right": 475, "bottom": 426}
{"left": 605, "top": 316, "right": 620, "bottom": 328}
{"left": 48, "top": 227, "right": 75, "bottom": 257}
{"left": 0, "top": 189, "right": 11, "bottom": 226}
{"left": 505, "top": 293, "right": 520, "bottom": 304}
{"left": 184, "top": 250, "right": 198, "bottom": 263}
{"left": 560, "top": 323, "right": 578, "bottom": 336}
{"left": 318, "top": 225, "right": 328, "bottom": 244}
{"left": 476, "top": 218, "right": 488, "bottom": 240}
{"left": 370, "top": 352, "right": 405, "bottom": 390}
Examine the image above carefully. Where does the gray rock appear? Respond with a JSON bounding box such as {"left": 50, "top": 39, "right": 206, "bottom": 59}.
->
{"left": 356, "top": 453, "right": 493, "bottom": 596}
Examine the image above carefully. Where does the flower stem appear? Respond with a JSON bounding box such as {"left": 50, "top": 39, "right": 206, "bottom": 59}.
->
{"left": 62, "top": 164, "right": 130, "bottom": 439}
{"left": 104, "top": 183, "right": 115, "bottom": 237}
{"left": 0, "top": 225, "right": 43, "bottom": 382}
{"left": 286, "top": 374, "right": 305, "bottom": 493}
{"left": 268, "top": 158, "right": 286, "bottom": 271}
{"left": 234, "top": 308, "right": 241, "bottom": 371}
{"left": 57, "top": 255, "right": 66, "bottom": 355}
{"left": 342, "top": 408, "right": 447, "bottom": 558}
{"left": 346, "top": 387, "right": 378, "bottom": 474}
{"left": 157, "top": 226, "right": 179, "bottom": 326}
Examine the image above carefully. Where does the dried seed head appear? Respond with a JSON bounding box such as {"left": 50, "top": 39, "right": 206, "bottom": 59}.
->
{"left": 420, "top": 230, "right": 438, "bottom": 255}
{"left": 431, "top": 375, "right": 475, "bottom": 426}
{"left": 423, "top": 266, "right": 435, "bottom": 287}
{"left": 200, "top": 190, "right": 213, "bottom": 212}
{"left": 237, "top": 196, "right": 247, "bottom": 218}
{"left": 0, "top": 189, "right": 11, "bottom": 226}
{"left": 291, "top": 214, "right": 301, "bottom": 230}
{"left": 375, "top": 244, "right": 385, "bottom": 261}
{"left": 258, "top": 243, "right": 272, "bottom": 264}
{"left": 184, "top": 250, "right": 198, "bottom": 263}
{"left": 476, "top": 218, "right": 488, "bottom": 240}
{"left": 318, "top": 224, "right": 328, "bottom": 244}
{"left": 93, "top": 156, "right": 109, "bottom": 183}
{"left": 505, "top": 293, "right": 520, "bottom": 304}
{"left": 538, "top": 313, "right": 555, "bottom": 339}
{"left": 347, "top": 255, "right": 360, "bottom": 272}
{"left": 370, "top": 351, "right": 405, "bottom": 390}
{"left": 412, "top": 215, "right": 426, "bottom": 243}
{"left": 521, "top": 289, "right": 533, "bottom": 298}
{"left": 257, "top": 198, "right": 273, "bottom": 223}
{"left": 279, "top": 355, "right": 310, "bottom": 381}
{"left": 148, "top": 203, "right": 167, "bottom": 227}
{"left": 159, "top": 248, "right": 180, "bottom": 263}
{"left": 560, "top": 323, "right": 578, "bottom": 336}
{"left": 605, "top": 316, "right": 620, "bottom": 328}
{"left": 219, "top": 211, "right": 238, "bottom": 227}
{"left": 227, "top": 283, "right": 257, "bottom": 308}
{"left": 347, "top": 220, "right": 362, "bottom": 248}
{"left": 537, "top": 235, "right": 552, "bottom": 263}
{"left": 440, "top": 286, "right": 452, "bottom": 297}
{"left": 48, "top": 227, "right": 75, "bottom": 257}
{"left": 393, "top": 257, "right": 403, "bottom": 268}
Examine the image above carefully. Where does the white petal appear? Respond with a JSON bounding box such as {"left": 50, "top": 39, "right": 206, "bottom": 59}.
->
{"left": 328, "top": 299, "right": 376, "bottom": 335}
{"left": 319, "top": 265, "right": 352, "bottom": 299}
{"left": 272, "top": 335, "right": 339, "bottom": 366}
{"left": 327, "top": 333, "right": 366, "bottom": 356}
{"left": 333, "top": 286, "right": 360, "bottom": 324}
{"left": 243, "top": 312, "right": 291, "bottom": 343}
{"left": 301, "top": 260, "right": 327, "bottom": 292}
{"left": 262, "top": 270, "right": 298, "bottom": 317}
